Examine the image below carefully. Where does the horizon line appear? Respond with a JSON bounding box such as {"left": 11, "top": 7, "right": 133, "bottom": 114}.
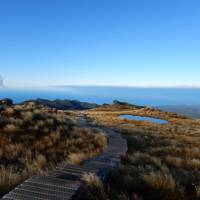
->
{"left": 2, "top": 84, "right": 200, "bottom": 89}
{"left": 54, "top": 85, "right": 200, "bottom": 89}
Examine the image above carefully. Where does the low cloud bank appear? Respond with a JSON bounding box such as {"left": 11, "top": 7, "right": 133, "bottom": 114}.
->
{"left": 0, "top": 75, "right": 4, "bottom": 87}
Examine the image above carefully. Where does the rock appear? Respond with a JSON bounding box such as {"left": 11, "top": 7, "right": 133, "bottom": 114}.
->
{"left": 113, "top": 100, "right": 146, "bottom": 109}
{"left": 0, "top": 98, "right": 13, "bottom": 106}
{"left": 113, "top": 100, "right": 130, "bottom": 106}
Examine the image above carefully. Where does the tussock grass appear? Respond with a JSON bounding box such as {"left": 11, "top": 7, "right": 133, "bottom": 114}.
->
{"left": 82, "top": 104, "right": 200, "bottom": 200}
{"left": 0, "top": 102, "right": 107, "bottom": 197}
{"left": 80, "top": 173, "right": 106, "bottom": 200}
{"left": 143, "top": 171, "right": 176, "bottom": 190}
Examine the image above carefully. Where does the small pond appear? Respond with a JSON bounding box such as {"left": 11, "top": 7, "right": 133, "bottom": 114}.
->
{"left": 120, "top": 115, "right": 168, "bottom": 124}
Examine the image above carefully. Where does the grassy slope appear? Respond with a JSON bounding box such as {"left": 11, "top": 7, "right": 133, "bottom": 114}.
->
{"left": 0, "top": 102, "right": 107, "bottom": 197}
{"left": 157, "top": 105, "right": 200, "bottom": 119}
{"left": 82, "top": 104, "right": 200, "bottom": 200}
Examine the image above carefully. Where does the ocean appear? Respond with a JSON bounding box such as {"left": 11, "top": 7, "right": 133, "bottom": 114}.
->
{"left": 0, "top": 86, "right": 200, "bottom": 106}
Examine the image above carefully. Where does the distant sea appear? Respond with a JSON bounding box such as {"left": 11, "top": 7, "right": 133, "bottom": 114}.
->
{"left": 0, "top": 86, "right": 200, "bottom": 107}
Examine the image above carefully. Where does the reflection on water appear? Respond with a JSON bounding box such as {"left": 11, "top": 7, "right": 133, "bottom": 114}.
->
{"left": 120, "top": 115, "right": 168, "bottom": 124}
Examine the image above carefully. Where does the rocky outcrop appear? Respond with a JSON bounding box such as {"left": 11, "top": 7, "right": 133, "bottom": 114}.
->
{"left": 113, "top": 100, "right": 146, "bottom": 109}
{"left": 0, "top": 98, "right": 13, "bottom": 106}
{"left": 0, "top": 98, "right": 13, "bottom": 111}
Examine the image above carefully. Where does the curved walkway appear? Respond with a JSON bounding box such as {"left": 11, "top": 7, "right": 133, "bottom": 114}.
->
{"left": 2, "top": 119, "right": 127, "bottom": 200}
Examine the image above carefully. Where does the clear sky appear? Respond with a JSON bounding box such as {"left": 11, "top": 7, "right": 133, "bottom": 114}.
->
{"left": 0, "top": 0, "right": 200, "bottom": 87}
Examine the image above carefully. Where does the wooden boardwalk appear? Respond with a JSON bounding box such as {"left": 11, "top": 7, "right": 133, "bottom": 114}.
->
{"left": 2, "top": 127, "right": 127, "bottom": 200}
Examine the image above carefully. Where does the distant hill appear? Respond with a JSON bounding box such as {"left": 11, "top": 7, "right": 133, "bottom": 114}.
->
{"left": 23, "top": 98, "right": 99, "bottom": 110}
{"left": 157, "top": 105, "right": 200, "bottom": 119}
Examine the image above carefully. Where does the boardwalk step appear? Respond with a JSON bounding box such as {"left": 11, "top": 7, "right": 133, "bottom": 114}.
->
{"left": 47, "top": 172, "right": 81, "bottom": 180}
{"left": 54, "top": 168, "right": 91, "bottom": 176}
{"left": 57, "top": 165, "right": 98, "bottom": 173}
{"left": 27, "top": 176, "right": 80, "bottom": 190}
{"left": 4, "top": 192, "right": 44, "bottom": 200}
{"left": 18, "top": 184, "right": 73, "bottom": 197}
{"left": 59, "top": 163, "right": 97, "bottom": 171}
{"left": 6, "top": 187, "right": 72, "bottom": 200}
{"left": 22, "top": 181, "right": 75, "bottom": 194}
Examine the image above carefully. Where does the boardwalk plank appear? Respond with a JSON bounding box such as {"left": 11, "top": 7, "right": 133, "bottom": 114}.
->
{"left": 18, "top": 184, "right": 73, "bottom": 197}
{"left": 22, "top": 181, "right": 75, "bottom": 194}
{"left": 8, "top": 188, "right": 72, "bottom": 200}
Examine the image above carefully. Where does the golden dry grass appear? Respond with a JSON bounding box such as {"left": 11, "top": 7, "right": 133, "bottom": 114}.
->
{"left": 0, "top": 102, "right": 107, "bottom": 196}
{"left": 81, "top": 104, "right": 200, "bottom": 200}
{"left": 80, "top": 173, "right": 106, "bottom": 200}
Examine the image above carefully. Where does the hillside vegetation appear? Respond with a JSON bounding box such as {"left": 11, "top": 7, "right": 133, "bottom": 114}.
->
{"left": 157, "top": 105, "right": 200, "bottom": 119}
{"left": 23, "top": 98, "right": 99, "bottom": 110}
{"left": 83, "top": 103, "right": 200, "bottom": 200}
{"left": 0, "top": 102, "right": 107, "bottom": 196}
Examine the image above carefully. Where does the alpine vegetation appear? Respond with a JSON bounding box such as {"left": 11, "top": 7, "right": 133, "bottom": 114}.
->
{"left": 0, "top": 101, "right": 107, "bottom": 197}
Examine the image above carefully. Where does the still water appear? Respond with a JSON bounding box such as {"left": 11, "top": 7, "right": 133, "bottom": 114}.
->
{"left": 120, "top": 115, "right": 168, "bottom": 124}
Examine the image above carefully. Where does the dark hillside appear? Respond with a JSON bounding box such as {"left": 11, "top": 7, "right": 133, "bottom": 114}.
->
{"left": 23, "top": 98, "right": 99, "bottom": 110}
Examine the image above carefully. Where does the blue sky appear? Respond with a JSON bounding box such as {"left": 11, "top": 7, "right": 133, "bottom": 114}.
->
{"left": 0, "top": 0, "right": 200, "bottom": 87}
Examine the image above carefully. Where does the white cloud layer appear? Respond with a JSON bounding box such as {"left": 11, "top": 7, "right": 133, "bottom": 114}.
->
{"left": 0, "top": 75, "right": 4, "bottom": 87}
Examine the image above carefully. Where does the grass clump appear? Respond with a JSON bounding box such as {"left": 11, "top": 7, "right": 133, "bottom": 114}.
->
{"left": 0, "top": 102, "right": 107, "bottom": 197}
{"left": 80, "top": 173, "right": 107, "bottom": 200}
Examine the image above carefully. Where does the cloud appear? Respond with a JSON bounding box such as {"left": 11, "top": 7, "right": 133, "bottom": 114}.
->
{"left": 0, "top": 75, "right": 4, "bottom": 87}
